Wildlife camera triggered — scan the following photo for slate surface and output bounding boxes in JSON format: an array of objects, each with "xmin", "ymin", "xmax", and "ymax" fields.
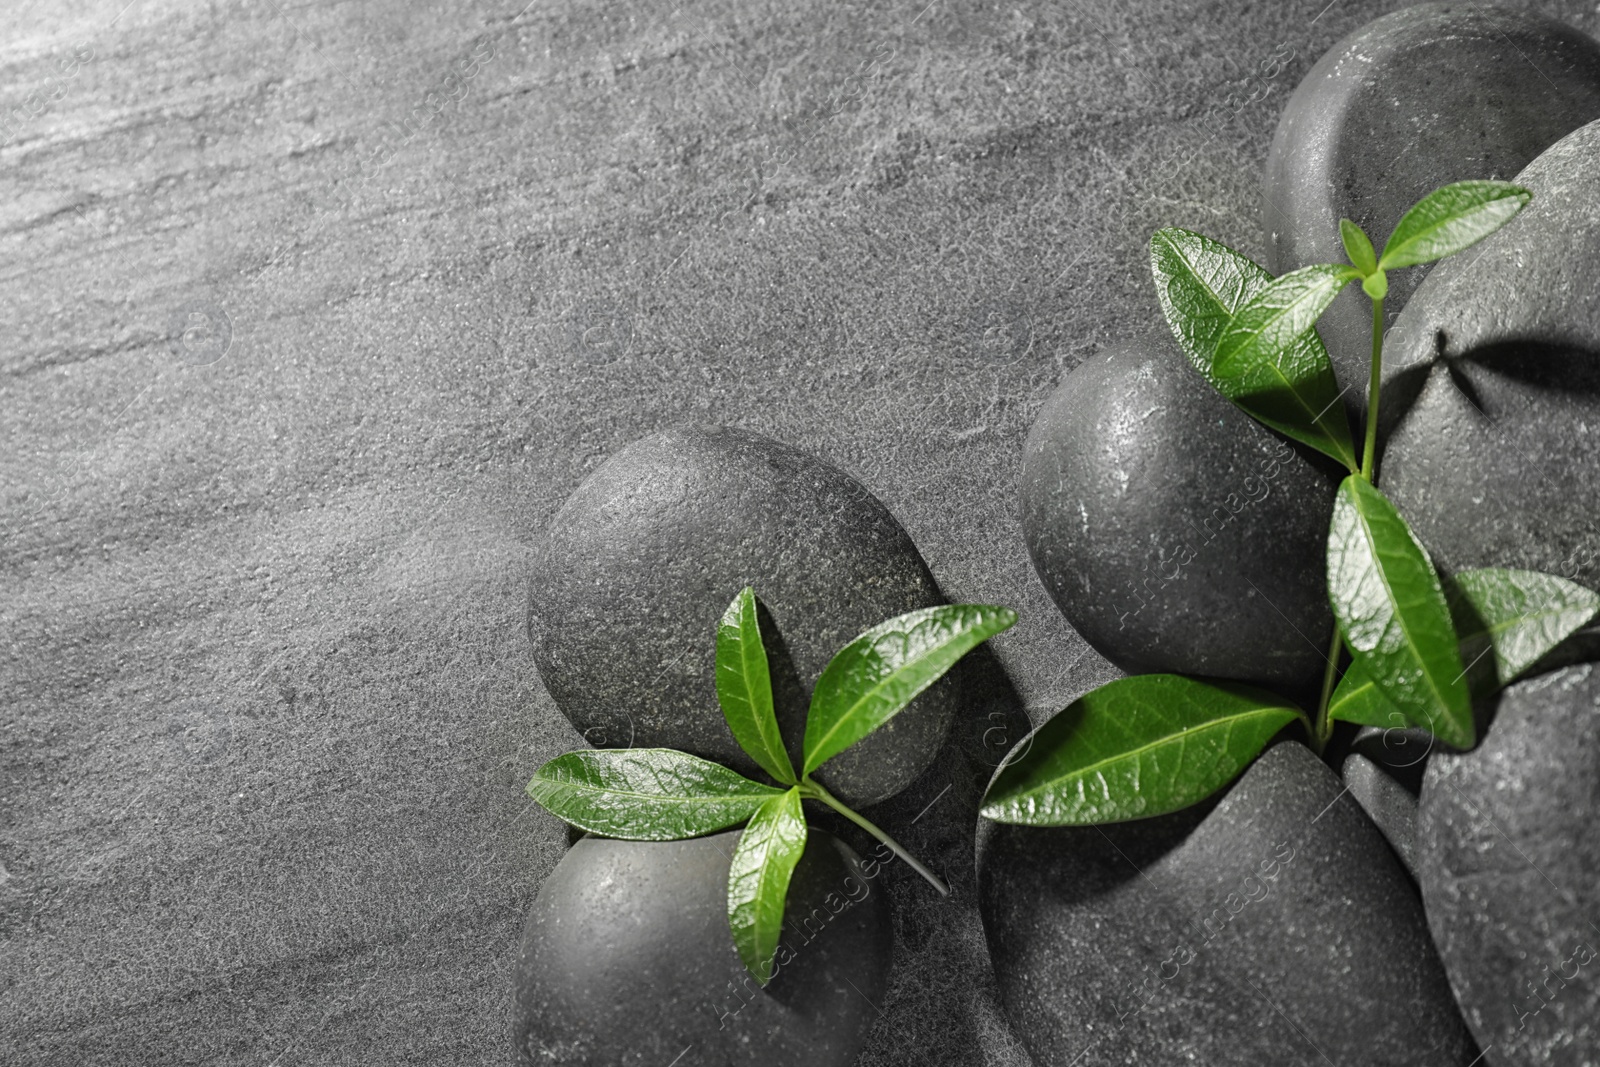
[{"xmin": 5, "ymin": 1, "xmax": 1596, "ymax": 1063}]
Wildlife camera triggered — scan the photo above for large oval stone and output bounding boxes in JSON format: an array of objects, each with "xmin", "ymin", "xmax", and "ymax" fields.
[
  {"xmin": 1417, "ymin": 663, "xmax": 1600, "ymax": 1065},
  {"xmin": 513, "ymin": 828, "xmax": 893, "ymax": 1065},
  {"xmin": 1264, "ymin": 3, "xmax": 1600, "ymax": 397},
  {"xmin": 978, "ymin": 742, "xmax": 1473, "ymax": 1066},
  {"xmin": 1341, "ymin": 726, "xmax": 1434, "ymax": 882},
  {"xmin": 529, "ymin": 425, "xmax": 950, "ymax": 807},
  {"xmin": 1380, "ymin": 118, "xmax": 1600, "ymax": 586},
  {"xmin": 1019, "ymin": 337, "xmax": 1337, "ymax": 689}
]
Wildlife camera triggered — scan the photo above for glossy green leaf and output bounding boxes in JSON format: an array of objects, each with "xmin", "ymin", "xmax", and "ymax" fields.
[
  {"xmin": 1326, "ymin": 658, "xmax": 1405, "ymax": 730},
  {"xmin": 727, "ymin": 787, "xmax": 807, "ymax": 985},
  {"xmin": 1340, "ymin": 218, "xmax": 1377, "ymax": 276},
  {"xmin": 1327, "ymin": 477, "xmax": 1473, "ymax": 748},
  {"xmin": 802, "ymin": 604, "xmax": 1017, "ymax": 777},
  {"xmin": 1378, "ymin": 180, "xmax": 1532, "ymax": 270},
  {"xmin": 1149, "ymin": 228, "xmax": 1357, "ymax": 470},
  {"xmin": 716, "ymin": 587, "xmax": 796, "ymax": 785},
  {"xmin": 1214, "ymin": 263, "xmax": 1359, "ymax": 378},
  {"xmin": 979, "ymin": 674, "xmax": 1301, "ymax": 825},
  {"xmin": 1149, "ymin": 227, "xmax": 1257, "ymax": 383},
  {"xmin": 527, "ymin": 749, "xmax": 783, "ymax": 840},
  {"xmin": 1444, "ymin": 568, "xmax": 1600, "ymax": 695}
]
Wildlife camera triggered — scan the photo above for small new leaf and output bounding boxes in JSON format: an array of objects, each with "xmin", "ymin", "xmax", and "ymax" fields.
[
  {"xmin": 527, "ymin": 749, "xmax": 784, "ymax": 840},
  {"xmin": 979, "ymin": 675, "xmax": 1302, "ymax": 826},
  {"xmin": 1150, "ymin": 228, "xmax": 1358, "ymax": 471},
  {"xmin": 1378, "ymin": 180, "xmax": 1532, "ymax": 270},
  {"xmin": 727, "ymin": 787, "xmax": 808, "ymax": 985},
  {"xmin": 1340, "ymin": 218, "xmax": 1377, "ymax": 276},
  {"xmin": 1327, "ymin": 477, "xmax": 1473, "ymax": 748},
  {"xmin": 802, "ymin": 604, "xmax": 1016, "ymax": 777},
  {"xmin": 1444, "ymin": 568, "xmax": 1600, "ymax": 695},
  {"xmin": 716, "ymin": 587, "xmax": 797, "ymax": 784}
]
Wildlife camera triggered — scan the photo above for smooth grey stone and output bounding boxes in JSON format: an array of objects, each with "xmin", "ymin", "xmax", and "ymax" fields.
[
  {"xmin": 1380, "ymin": 118, "xmax": 1600, "ymax": 587},
  {"xmin": 1342, "ymin": 751, "xmax": 1421, "ymax": 881},
  {"xmin": 977, "ymin": 742, "xmax": 1472, "ymax": 1067},
  {"xmin": 513, "ymin": 828, "xmax": 892, "ymax": 1066},
  {"xmin": 1351, "ymin": 724, "xmax": 1437, "ymax": 782},
  {"xmin": 1018, "ymin": 337, "xmax": 1337, "ymax": 689},
  {"xmin": 1264, "ymin": 3, "xmax": 1600, "ymax": 400},
  {"xmin": 1417, "ymin": 663, "xmax": 1600, "ymax": 1066},
  {"xmin": 529, "ymin": 425, "xmax": 950, "ymax": 807},
  {"xmin": 1342, "ymin": 725, "xmax": 1432, "ymax": 882}
]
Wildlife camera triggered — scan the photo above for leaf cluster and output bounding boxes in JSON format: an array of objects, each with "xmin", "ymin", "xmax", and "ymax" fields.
[
  {"xmin": 981, "ymin": 181, "xmax": 1600, "ymax": 829},
  {"xmin": 529, "ymin": 587, "xmax": 1015, "ymax": 982}
]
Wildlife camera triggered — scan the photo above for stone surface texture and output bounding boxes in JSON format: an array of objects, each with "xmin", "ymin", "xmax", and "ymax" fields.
[
  {"xmin": 1342, "ymin": 751, "xmax": 1421, "ymax": 879},
  {"xmin": 1381, "ymin": 117, "xmax": 1600, "ymax": 587},
  {"xmin": 513, "ymin": 829, "xmax": 892, "ymax": 1066},
  {"xmin": 1342, "ymin": 725, "xmax": 1432, "ymax": 881},
  {"xmin": 1418, "ymin": 663, "xmax": 1600, "ymax": 1067},
  {"xmin": 1264, "ymin": 2, "xmax": 1600, "ymax": 399},
  {"xmin": 530, "ymin": 424, "xmax": 952, "ymax": 807},
  {"xmin": 1020, "ymin": 336, "xmax": 1338, "ymax": 689},
  {"xmin": 978, "ymin": 742, "xmax": 1473, "ymax": 1067},
  {"xmin": 10, "ymin": 0, "xmax": 1600, "ymax": 1062}
]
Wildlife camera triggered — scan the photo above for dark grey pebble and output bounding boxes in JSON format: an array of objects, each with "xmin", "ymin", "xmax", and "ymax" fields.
[
  {"xmin": 1343, "ymin": 752, "xmax": 1421, "ymax": 881},
  {"xmin": 1381, "ymin": 118, "xmax": 1600, "ymax": 588},
  {"xmin": 1264, "ymin": 3, "xmax": 1600, "ymax": 399},
  {"xmin": 1418, "ymin": 663, "xmax": 1600, "ymax": 1065},
  {"xmin": 1019, "ymin": 337, "xmax": 1337, "ymax": 691},
  {"xmin": 978, "ymin": 741, "xmax": 1473, "ymax": 1066},
  {"xmin": 513, "ymin": 828, "xmax": 893, "ymax": 1066},
  {"xmin": 1343, "ymin": 725, "xmax": 1434, "ymax": 882},
  {"xmin": 530, "ymin": 425, "xmax": 952, "ymax": 807}
]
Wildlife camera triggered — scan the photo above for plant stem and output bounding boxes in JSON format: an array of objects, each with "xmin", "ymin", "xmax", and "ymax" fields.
[
  {"xmin": 801, "ymin": 780, "xmax": 950, "ymax": 896},
  {"xmin": 1318, "ymin": 289, "xmax": 1384, "ymax": 754},
  {"xmin": 1360, "ymin": 294, "xmax": 1385, "ymax": 482},
  {"xmin": 1313, "ymin": 624, "xmax": 1342, "ymax": 752}
]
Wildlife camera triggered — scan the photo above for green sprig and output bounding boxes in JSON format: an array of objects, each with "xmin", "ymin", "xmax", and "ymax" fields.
[
  {"xmin": 981, "ymin": 179, "xmax": 1576, "ymax": 829},
  {"xmin": 529, "ymin": 587, "xmax": 1016, "ymax": 982}
]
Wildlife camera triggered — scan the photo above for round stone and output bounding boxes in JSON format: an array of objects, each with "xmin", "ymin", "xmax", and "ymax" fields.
[
  {"xmin": 1380, "ymin": 118, "xmax": 1600, "ymax": 587},
  {"xmin": 529, "ymin": 425, "xmax": 951, "ymax": 808},
  {"xmin": 1341, "ymin": 725, "xmax": 1433, "ymax": 882},
  {"xmin": 513, "ymin": 828, "xmax": 893, "ymax": 1065},
  {"xmin": 1417, "ymin": 663, "xmax": 1600, "ymax": 1065},
  {"xmin": 1019, "ymin": 337, "xmax": 1338, "ymax": 690},
  {"xmin": 1342, "ymin": 753, "xmax": 1420, "ymax": 881},
  {"xmin": 1264, "ymin": 3, "xmax": 1600, "ymax": 398},
  {"xmin": 978, "ymin": 741, "xmax": 1473, "ymax": 1066}
]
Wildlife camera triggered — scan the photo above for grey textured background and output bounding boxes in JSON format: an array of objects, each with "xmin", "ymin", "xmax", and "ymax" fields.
[{"xmin": 4, "ymin": 0, "xmax": 1595, "ymax": 1063}]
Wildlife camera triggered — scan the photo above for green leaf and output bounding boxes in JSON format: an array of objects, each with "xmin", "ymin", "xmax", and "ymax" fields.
[
  {"xmin": 1149, "ymin": 228, "xmax": 1256, "ymax": 383},
  {"xmin": 1329, "ymin": 570, "xmax": 1599, "ymax": 727},
  {"xmin": 1149, "ymin": 228, "xmax": 1358, "ymax": 471},
  {"xmin": 802, "ymin": 604, "xmax": 1017, "ymax": 777},
  {"xmin": 978, "ymin": 675, "xmax": 1301, "ymax": 826},
  {"xmin": 1444, "ymin": 568, "xmax": 1600, "ymax": 695},
  {"xmin": 716, "ymin": 587, "xmax": 796, "ymax": 785},
  {"xmin": 1378, "ymin": 180, "xmax": 1532, "ymax": 270},
  {"xmin": 727, "ymin": 787, "xmax": 808, "ymax": 985},
  {"xmin": 1326, "ymin": 658, "xmax": 1405, "ymax": 730},
  {"xmin": 1214, "ymin": 263, "xmax": 1360, "ymax": 377},
  {"xmin": 527, "ymin": 749, "xmax": 784, "ymax": 840},
  {"xmin": 1327, "ymin": 477, "xmax": 1473, "ymax": 748},
  {"xmin": 1340, "ymin": 218, "xmax": 1377, "ymax": 276}
]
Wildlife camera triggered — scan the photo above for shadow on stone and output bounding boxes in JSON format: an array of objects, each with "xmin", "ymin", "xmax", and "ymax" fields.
[{"xmin": 754, "ymin": 594, "xmax": 813, "ymax": 781}]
